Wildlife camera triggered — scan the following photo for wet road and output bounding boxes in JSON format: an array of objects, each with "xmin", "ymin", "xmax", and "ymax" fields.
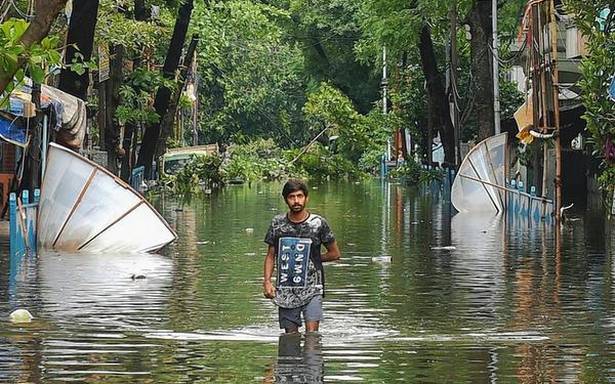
[{"xmin": 0, "ymin": 181, "xmax": 613, "ymax": 383}]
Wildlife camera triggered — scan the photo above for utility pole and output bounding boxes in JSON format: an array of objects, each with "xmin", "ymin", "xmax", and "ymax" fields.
[
  {"xmin": 550, "ymin": 0, "xmax": 562, "ymax": 220},
  {"xmin": 492, "ymin": 0, "xmax": 501, "ymax": 135},
  {"xmin": 192, "ymin": 55, "xmax": 199, "ymax": 146},
  {"xmin": 382, "ymin": 46, "xmax": 390, "ymax": 162},
  {"xmin": 450, "ymin": 0, "xmax": 461, "ymax": 166}
]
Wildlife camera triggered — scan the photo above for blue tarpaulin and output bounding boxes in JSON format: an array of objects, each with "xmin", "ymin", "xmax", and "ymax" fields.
[
  {"xmin": 608, "ymin": 77, "xmax": 615, "ymax": 102},
  {"xmin": 0, "ymin": 115, "xmax": 27, "ymax": 147}
]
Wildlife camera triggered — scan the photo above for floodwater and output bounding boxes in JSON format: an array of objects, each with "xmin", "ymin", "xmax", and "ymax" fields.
[{"xmin": 1, "ymin": 181, "xmax": 614, "ymax": 383}]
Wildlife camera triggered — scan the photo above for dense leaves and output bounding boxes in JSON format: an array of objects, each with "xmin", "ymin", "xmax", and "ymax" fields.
[
  {"xmin": 0, "ymin": 18, "xmax": 61, "ymax": 105},
  {"xmin": 565, "ymin": 1, "xmax": 615, "ymax": 193}
]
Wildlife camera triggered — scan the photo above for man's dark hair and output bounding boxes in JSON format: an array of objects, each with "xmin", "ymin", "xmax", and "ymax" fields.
[{"xmin": 282, "ymin": 179, "xmax": 308, "ymax": 199}]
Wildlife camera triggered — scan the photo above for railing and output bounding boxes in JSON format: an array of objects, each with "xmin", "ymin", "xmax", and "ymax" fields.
[
  {"xmin": 418, "ymin": 164, "xmax": 456, "ymax": 199},
  {"xmin": 9, "ymin": 189, "xmax": 39, "ymax": 259},
  {"xmin": 506, "ymin": 180, "xmax": 554, "ymax": 226}
]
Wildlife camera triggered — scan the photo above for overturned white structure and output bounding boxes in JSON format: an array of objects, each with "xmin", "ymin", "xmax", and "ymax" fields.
[
  {"xmin": 451, "ymin": 133, "xmax": 554, "ymax": 223},
  {"xmin": 38, "ymin": 143, "xmax": 177, "ymax": 253},
  {"xmin": 452, "ymin": 133, "xmax": 507, "ymax": 214}
]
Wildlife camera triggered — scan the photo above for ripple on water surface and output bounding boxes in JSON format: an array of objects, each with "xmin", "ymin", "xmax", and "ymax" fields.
[{"xmin": 0, "ymin": 182, "xmax": 613, "ymax": 383}]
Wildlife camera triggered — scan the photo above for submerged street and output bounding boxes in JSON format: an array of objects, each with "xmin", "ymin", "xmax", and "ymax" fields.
[{"xmin": 1, "ymin": 181, "xmax": 614, "ymax": 383}]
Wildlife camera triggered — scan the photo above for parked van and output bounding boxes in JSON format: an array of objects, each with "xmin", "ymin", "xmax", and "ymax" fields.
[{"xmin": 161, "ymin": 144, "xmax": 219, "ymax": 176}]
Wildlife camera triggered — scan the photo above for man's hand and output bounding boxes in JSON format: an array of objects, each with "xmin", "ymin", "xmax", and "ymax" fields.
[
  {"xmin": 263, "ymin": 245, "xmax": 276, "ymax": 298},
  {"xmin": 263, "ymin": 280, "xmax": 276, "ymax": 299},
  {"xmin": 321, "ymin": 240, "xmax": 341, "ymax": 262}
]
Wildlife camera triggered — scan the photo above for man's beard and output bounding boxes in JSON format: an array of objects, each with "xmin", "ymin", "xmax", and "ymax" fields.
[{"xmin": 290, "ymin": 204, "xmax": 304, "ymax": 212}]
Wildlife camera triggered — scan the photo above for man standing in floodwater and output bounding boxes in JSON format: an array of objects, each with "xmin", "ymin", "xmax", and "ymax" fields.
[{"xmin": 263, "ymin": 179, "xmax": 341, "ymax": 333}]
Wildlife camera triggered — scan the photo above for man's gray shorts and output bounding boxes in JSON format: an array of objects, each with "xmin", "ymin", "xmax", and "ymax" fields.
[{"xmin": 279, "ymin": 295, "xmax": 323, "ymax": 329}]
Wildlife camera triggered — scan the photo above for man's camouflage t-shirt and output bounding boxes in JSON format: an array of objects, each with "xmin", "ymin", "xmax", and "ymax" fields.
[{"xmin": 264, "ymin": 213, "xmax": 335, "ymax": 309}]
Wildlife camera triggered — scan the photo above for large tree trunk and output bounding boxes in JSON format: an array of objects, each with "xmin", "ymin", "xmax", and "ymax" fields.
[
  {"xmin": 58, "ymin": 0, "xmax": 100, "ymax": 100},
  {"xmin": 105, "ymin": 45, "xmax": 124, "ymax": 175},
  {"xmin": 0, "ymin": 0, "xmax": 68, "ymax": 93},
  {"xmin": 417, "ymin": 24, "xmax": 455, "ymax": 165},
  {"xmin": 468, "ymin": 0, "xmax": 494, "ymax": 141},
  {"xmin": 156, "ymin": 34, "xmax": 199, "ymax": 158},
  {"xmin": 120, "ymin": 0, "xmax": 150, "ymax": 182},
  {"xmin": 137, "ymin": 0, "xmax": 194, "ymax": 178}
]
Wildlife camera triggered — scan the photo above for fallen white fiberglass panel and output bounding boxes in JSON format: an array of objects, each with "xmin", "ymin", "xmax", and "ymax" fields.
[
  {"xmin": 80, "ymin": 203, "xmax": 177, "ymax": 253},
  {"xmin": 451, "ymin": 166, "xmax": 498, "ymax": 213},
  {"xmin": 53, "ymin": 170, "xmax": 142, "ymax": 251},
  {"xmin": 486, "ymin": 135, "xmax": 506, "ymax": 186},
  {"xmin": 452, "ymin": 133, "xmax": 507, "ymax": 214},
  {"xmin": 38, "ymin": 143, "xmax": 177, "ymax": 253},
  {"xmin": 484, "ymin": 134, "xmax": 506, "ymax": 208},
  {"xmin": 38, "ymin": 146, "xmax": 94, "ymax": 249},
  {"xmin": 473, "ymin": 144, "xmax": 503, "ymax": 211}
]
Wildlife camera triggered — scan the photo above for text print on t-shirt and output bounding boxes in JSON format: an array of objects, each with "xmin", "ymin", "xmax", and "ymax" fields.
[{"xmin": 277, "ymin": 237, "xmax": 312, "ymax": 288}]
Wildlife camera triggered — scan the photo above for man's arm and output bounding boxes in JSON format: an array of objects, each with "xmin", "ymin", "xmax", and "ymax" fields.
[
  {"xmin": 263, "ymin": 245, "xmax": 276, "ymax": 298},
  {"xmin": 321, "ymin": 240, "xmax": 341, "ymax": 262}
]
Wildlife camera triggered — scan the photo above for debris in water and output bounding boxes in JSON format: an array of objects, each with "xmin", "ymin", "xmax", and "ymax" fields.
[
  {"xmin": 245, "ymin": 228, "xmax": 254, "ymax": 234},
  {"xmin": 10, "ymin": 309, "xmax": 33, "ymax": 323},
  {"xmin": 372, "ymin": 256, "xmax": 392, "ymax": 263},
  {"xmin": 131, "ymin": 274, "xmax": 146, "ymax": 280},
  {"xmin": 196, "ymin": 241, "xmax": 210, "ymax": 245},
  {"xmin": 430, "ymin": 246, "xmax": 456, "ymax": 251}
]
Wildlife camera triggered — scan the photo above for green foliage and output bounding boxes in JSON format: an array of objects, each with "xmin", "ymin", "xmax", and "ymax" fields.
[
  {"xmin": 193, "ymin": 0, "xmax": 306, "ymax": 146},
  {"xmin": 565, "ymin": 1, "xmax": 615, "ymax": 192},
  {"xmin": 597, "ymin": 166, "xmax": 615, "ymax": 191},
  {"xmin": 0, "ymin": 18, "xmax": 61, "ymax": 104},
  {"xmin": 357, "ymin": 0, "xmax": 529, "ymax": 151},
  {"xmin": 162, "ymin": 154, "xmax": 224, "ymax": 195},
  {"xmin": 284, "ymin": 0, "xmax": 380, "ymax": 113},
  {"xmin": 65, "ymin": 51, "xmax": 98, "ymax": 76},
  {"xmin": 389, "ymin": 159, "xmax": 444, "ymax": 185},
  {"xmin": 116, "ymin": 68, "xmax": 174, "ymax": 125},
  {"xmin": 289, "ymin": 143, "xmax": 366, "ymax": 180},
  {"xmin": 164, "ymin": 137, "xmax": 369, "ymax": 189},
  {"xmin": 223, "ymin": 139, "xmax": 298, "ymax": 182},
  {"xmin": 303, "ymin": 82, "xmax": 389, "ymax": 165},
  {"xmin": 499, "ymin": 78, "xmax": 525, "ymax": 120},
  {"xmin": 96, "ymin": 1, "xmax": 171, "ymax": 51}
]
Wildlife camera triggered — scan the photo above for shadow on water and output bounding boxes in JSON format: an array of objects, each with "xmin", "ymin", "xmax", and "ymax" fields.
[{"xmin": 0, "ymin": 181, "xmax": 614, "ymax": 382}]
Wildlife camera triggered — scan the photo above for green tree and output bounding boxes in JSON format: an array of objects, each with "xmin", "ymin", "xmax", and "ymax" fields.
[
  {"xmin": 0, "ymin": 0, "xmax": 66, "ymax": 96},
  {"xmin": 303, "ymin": 82, "xmax": 390, "ymax": 167},
  {"xmin": 192, "ymin": 0, "xmax": 306, "ymax": 146},
  {"xmin": 281, "ymin": 0, "xmax": 381, "ymax": 113},
  {"xmin": 58, "ymin": 0, "xmax": 100, "ymax": 100},
  {"xmin": 138, "ymin": 0, "xmax": 195, "ymax": 177},
  {"xmin": 565, "ymin": 1, "xmax": 615, "ymax": 193}
]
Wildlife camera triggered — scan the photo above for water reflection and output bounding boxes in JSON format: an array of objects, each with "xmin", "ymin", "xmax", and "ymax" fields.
[
  {"xmin": 39, "ymin": 252, "xmax": 173, "ymax": 328},
  {"xmin": 0, "ymin": 181, "xmax": 614, "ymax": 383},
  {"xmin": 263, "ymin": 333, "xmax": 324, "ymax": 383}
]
